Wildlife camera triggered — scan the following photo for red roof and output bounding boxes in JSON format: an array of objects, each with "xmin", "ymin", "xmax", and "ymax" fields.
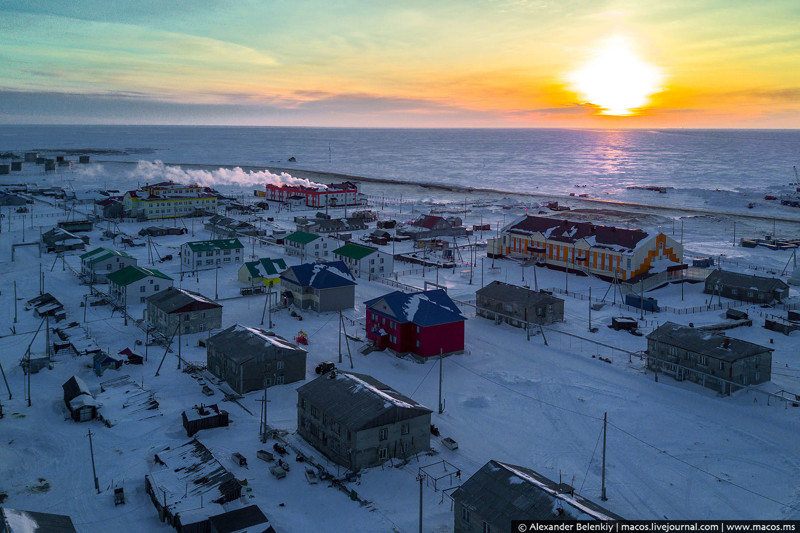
[
  {"xmin": 414, "ymin": 215, "xmax": 447, "ymax": 229},
  {"xmin": 506, "ymin": 215, "xmax": 649, "ymax": 251}
]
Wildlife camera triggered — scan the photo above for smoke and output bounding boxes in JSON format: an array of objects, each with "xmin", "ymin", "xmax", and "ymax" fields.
[{"xmin": 129, "ymin": 160, "xmax": 327, "ymax": 189}]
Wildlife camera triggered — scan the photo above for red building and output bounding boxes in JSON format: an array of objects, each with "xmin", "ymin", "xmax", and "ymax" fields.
[
  {"xmin": 261, "ymin": 181, "xmax": 358, "ymax": 207},
  {"xmin": 364, "ymin": 289, "xmax": 465, "ymax": 360}
]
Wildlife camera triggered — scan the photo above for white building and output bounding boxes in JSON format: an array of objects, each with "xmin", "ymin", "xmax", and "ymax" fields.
[
  {"xmin": 180, "ymin": 239, "xmax": 244, "ymax": 272},
  {"xmin": 332, "ymin": 242, "xmax": 394, "ymax": 279},
  {"xmin": 106, "ymin": 265, "xmax": 174, "ymax": 306},
  {"xmin": 79, "ymin": 247, "xmax": 138, "ymax": 283},
  {"xmin": 283, "ymin": 231, "xmax": 338, "ymax": 261}
]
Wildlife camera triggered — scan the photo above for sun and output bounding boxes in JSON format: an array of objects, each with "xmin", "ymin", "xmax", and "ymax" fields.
[{"xmin": 568, "ymin": 36, "xmax": 664, "ymax": 116}]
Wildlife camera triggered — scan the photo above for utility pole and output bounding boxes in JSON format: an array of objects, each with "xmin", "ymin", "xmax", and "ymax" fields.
[
  {"xmin": 177, "ymin": 315, "xmax": 182, "ymax": 370},
  {"xmin": 215, "ymin": 265, "xmax": 219, "ymax": 300},
  {"xmin": 588, "ymin": 287, "xmax": 592, "ymax": 331},
  {"xmin": 733, "ymin": 221, "xmax": 736, "ymax": 247},
  {"xmin": 145, "ymin": 327, "xmax": 149, "ymax": 362},
  {"xmin": 338, "ymin": 311, "xmax": 343, "ymax": 364},
  {"xmin": 87, "ymin": 428, "xmax": 100, "ymax": 493},
  {"xmin": 45, "ymin": 315, "xmax": 51, "ymax": 362},
  {"xmin": 639, "ymin": 276, "xmax": 644, "ymax": 321},
  {"xmin": 417, "ymin": 473, "xmax": 425, "ymax": 533},
  {"xmin": 13, "ymin": 281, "xmax": 17, "ymax": 324},
  {"xmin": 438, "ymin": 349, "xmax": 444, "ymax": 414},
  {"xmin": 601, "ymin": 412, "xmax": 608, "ymax": 501}
]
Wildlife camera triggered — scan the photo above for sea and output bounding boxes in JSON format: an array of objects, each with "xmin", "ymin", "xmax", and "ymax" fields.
[{"xmin": 2, "ymin": 125, "xmax": 800, "ymax": 210}]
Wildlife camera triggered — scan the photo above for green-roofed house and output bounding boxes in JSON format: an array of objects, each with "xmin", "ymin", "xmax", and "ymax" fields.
[
  {"xmin": 107, "ymin": 265, "xmax": 173, "ymax": 306},
  {"xmin": 283, "ymin": 231, "xmax": 336, "ymax": 261},
  {"xmin": 238, "ymin": 257, "xmax": 288, "ymax": 287},
  {"xmin": 333, "ymin": 242, "xmax": 394, "ymax": 279},
  {"xmin": 80, "ymin": 247, "xmax": 138, "ymax": 283},
  {"xmin": 180, "ymin": 239, "xmax": 244, "ymax": 272}
]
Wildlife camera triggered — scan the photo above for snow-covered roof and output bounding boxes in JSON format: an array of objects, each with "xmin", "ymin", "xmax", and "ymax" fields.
[
  {"xmin": 281, "ymin": 261, "xmax": 356, "ymax": 290},
  {"xmin": 364, "ymin": 289, "xmax": 465, "ymax": 327},
  {"xmin": 296, "ymin": 371, "xmax": 431, "ymax": 431},
  {"xmin": 0, "ymin": 508, "xmax": 78, "ymax": 533},
  {"xmin": 506, "ymin": 215, "xmax": 651, "ymax": 252},
  {"xmin": 646, "ymin": 322, "xmax": 773, "ymax": 361},
  {"xmin": 207, "ymin": 324, "xmax": 305, "ymax": 364}
]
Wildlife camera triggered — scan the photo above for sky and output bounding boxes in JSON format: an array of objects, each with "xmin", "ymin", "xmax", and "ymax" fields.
[{"xmin": 1, "ymin": 0, "xmax": 799, "ymax": 128}]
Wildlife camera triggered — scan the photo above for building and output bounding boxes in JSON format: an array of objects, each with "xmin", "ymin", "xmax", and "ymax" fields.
[
  {"xmin": 238, "ymin": 257, "xmax": 287, "ymax": 286},
  {"xmin": 297, "ymin": 371, "xmax": 432, "ymax": 471},
  {"xmin": 204, "ymin": 214, "xmax": 263, "ymax": 237},
  {"xmin": 182, "ymin": 404, "xmax": 230, "ymax": 437},
  {"xmin": 0, "ymin": 508, "xmax": 78, "ymax": 533},
  {"xmin": 147, "ymin": 287, "xmax": 222, "ymax": 336},
  {"xmin": 138, "ymin": 226, "xmax": 187, "ymax": 237},
  {"xmin": 364, "ymin": 289, "xmax": 465, "ymax": 359},
  {"xmin": 40, "ymin": 227, "xmax": 89, "ymax": 253},
  {"xmin": 476, "ymin": 281, "xmax": 564, "ymax": 327},
  {"xmin": 122, "ymin": 180, "xmax": 218, "ymax": 220},
  {"xmin": 280, "ymin": 261, "xmax": 356, "ymax": 312},
  {"xmin": 260, "ymin": 180, "xmax": 359, "ymax": 207},
  {"xmin": 646, "ymin": 322, "xmax": 773, "ymax": 393},
  {"xmin": 452, "ymin": 460, "xmax": 623, "ymax": 532},
  {"xmin": 704, "ymin": 269, "xmax": 790, "ymax": 304},
  {"xmin": 283, "ymin": 231, "xmax": 337, "ymax": 260},
  {"xmin": 180, "ymin": 239, "xmax": 244, "ymax": 272},
  {"xmin": 398, "ymin": 215, "xmax": 467, "ymax": 240},
  {"xmin": 206, "ymin": 324, "xmax": 307, "ymax": 395},
  {"xmin": 80, "ymin": 247, "xmax": 138, "ymax": 283},
  {"xmin": 145, "ymin": 440, "xmax": 242, "ymax": 533},
  {"xmin": 62, "ymin": 375, "xmax": 99, "ymax": 422},
  {"xmin": 299, "ymin": 217, "xmax": 368, "ymax": 235},
  {"xmin": 333, "ymin": 242, "xmax": 394, "ymax": 279},
  {"xmin": 106, "ymin": 265, "xmax": 173, "ymax": 306},
  {"xmin": 498, "ymin": 215, "xmax": 683, "ymax": 281}
]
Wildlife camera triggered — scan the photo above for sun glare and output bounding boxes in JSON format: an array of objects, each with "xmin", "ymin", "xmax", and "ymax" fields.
[{"xmin": 568, "ymin": 36, "xmax": 663, "ymax": 116}]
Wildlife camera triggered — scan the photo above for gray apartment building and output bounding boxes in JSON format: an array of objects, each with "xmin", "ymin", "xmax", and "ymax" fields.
[
  {"xmin": 476, "ymin": 281, "xmax": 564, "ymax": 327},
  {"xmin": 646, "ymin": 322, "xmax": 772, "ymax": 393},
  {"xmin": 296, "ymin": 371, "xmax": 431, "ymax": 472},
  {"xmin": 206, "ymin": 324, "xmax": 307, "ymax": 394},
  {"xmin": 146, "ymin": 287, "xmax": 222, "ymax": 336},
  {"xmin": 704, "ymin": 269, "xmax": 790, "ymax": 304}
]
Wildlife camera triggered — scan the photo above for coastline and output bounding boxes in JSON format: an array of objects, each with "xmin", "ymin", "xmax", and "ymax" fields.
[{"xmin": 98, "ymin": 159, "xmax": 800, "ymax": 225}]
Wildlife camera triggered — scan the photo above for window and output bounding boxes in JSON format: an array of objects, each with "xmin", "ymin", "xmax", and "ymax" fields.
[
  {"xmin": 154, "ymin": 285, "xmax": 159, "ymax": 291},
  {"xmin": 379, "ymin": 428, "xmax": 388, "ymax": 441},
  {"xmin": 719, "ymin": 361, "xmax": 724, "ymax": 370},
  {"xmin": 140, "ymin": 286, "xmax": 146, "ymax": 293},
  {"xmin": 461, "ymin": 507, "xmax": 470, "ymax": 523},
  {"xmin": 482, "ymin": 522, "xmax": 491, "ymax": 533},
  {"xmin": 311, "ymin": 406, "xmax": 319, "ymax": 419},
  {"xmin": 277, "ymin": 375, "xmax": 284, "ymax": 385},
  {"xmin": 698, "ymin": 355, "xmax": 708, "ymax": 366},
  {"xmin": 416, "ymin": 326, "xmax": 420, "ymax": 334},
  {"xmin": 415, "ymin": 340, "xmax": 420, "ymax": 348},
  {"xmin": 140, "ymin": 297, "xmax": 146, "ymax": 303},
  {"xmin": 277, "ymin": 360, "xmax": 285, "ymax": 370},
  {"xmin": 401, "ymin": 423, "xmax": 409, "ymax": 435},
  {"xmin": 301, "ymin": 398, "xmax": 306, "ymax": 410},
  {"xmin": 378, "ymin": 447, "xmax": 388, "ymax": 460}
]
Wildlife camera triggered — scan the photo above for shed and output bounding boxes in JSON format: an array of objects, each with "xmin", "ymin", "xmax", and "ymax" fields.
[
  {"xmin": 62, "ymin": 376, "xmax": 99, "ymax": 422},
  {"xmin": 0, "ymin": 508, "xmax": 78, "ymax": 533},
  {"xmin": 93, "ymin": 352, "xmax": 124, "ymax": 376},
  {"xmin": 182, "ymin": 404, "xmax": 230, "ymax": 437},
  {"xmin": 208, "ymin": 505, "xmax": 275, "ymax": 533}
]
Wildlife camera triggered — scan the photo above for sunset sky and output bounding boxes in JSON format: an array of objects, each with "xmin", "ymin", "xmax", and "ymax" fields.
[{"xmin": 1, "ymin": 0, "xmax": 798, "ymax": 127}]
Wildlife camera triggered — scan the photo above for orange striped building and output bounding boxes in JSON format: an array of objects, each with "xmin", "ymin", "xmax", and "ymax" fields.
[{"xmin": 500, "ymin": 215, "xmax": 683, "ymax": 281}]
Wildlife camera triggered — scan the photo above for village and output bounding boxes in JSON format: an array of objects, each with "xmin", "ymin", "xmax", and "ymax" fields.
[{"xmin": 1, "ymin": 155, "xmax": 800, "ymax": 532}]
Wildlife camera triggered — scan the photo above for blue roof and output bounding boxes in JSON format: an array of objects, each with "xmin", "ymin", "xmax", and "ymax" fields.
[
  {"xmin": 280, "ymin": 261, "xmax": 356, "ymax": 289},
  {"xmin": 364, "ymin": 289, "xmax": 465, "ymax": 327}
]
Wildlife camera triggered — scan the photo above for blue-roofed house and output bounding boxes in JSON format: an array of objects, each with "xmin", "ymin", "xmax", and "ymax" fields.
[
  {"xmin": 279, "ymin": 261, "xmax": 356, "ymax": 312},
  {"xmin": 364, "ymin": 289, "xmax": 465, "ymax": 360}
]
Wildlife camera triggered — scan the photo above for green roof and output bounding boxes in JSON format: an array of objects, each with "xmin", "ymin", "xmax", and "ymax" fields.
[
  {"xmin": 106, "ymin": 265, "xmax": 173, "ymax": 286},
  {"xmin": 80, "ymin": 247, "xmax": 134, "ymax": 264},
  {"xmin": 185, "ymin": 239, "xmax": 243, "ymax": 252},
  {"xmin": 333, "ymin": 242, "xmax": 376, "ymax": 261},
  {"xmin": 243, "ymin": 257, "xmax": 288, "ymax": 278},
  {"xmin": 284, "ymin": 231, "xmax": 321, "ymax": 245}
]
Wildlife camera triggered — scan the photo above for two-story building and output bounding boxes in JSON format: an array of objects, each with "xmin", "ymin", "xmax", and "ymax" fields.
[
  {"xmin": 297, "ymin": 371, "xmax": 431, "ymax": 471},
  {"xmin": 206, "ymin": 324, "xmax": 307, "ymax": 394},
  {"xmin": 146, "ymin": 287, "xmax": 222, "ymax": 336},
  {"xmin": 180, "ymin": 239, "xmax": 244, "ymax": 272},
  {"xmin": 646, "ymin": 322, "xmax": 773, "ymax": 393},
  {"xmin": 498, "ymin": 215, "xmax": 683, "ymax": 282},
  {"xmin": 279, "ymin": 261, "xmax": 356, "ymax": 312},
  {"xmin": 238, "ymin": 257, "xmax": 287, "ymax": 287},
  {"xmin": 282, "ymin": 231, "xmax": 337, "ymax": 260},
  {"xmin": 476, "ymin": 281, "xmax": 564, "ymax": 327},
  {"xmin": 260, "ymin": 181, "xmax": 359, "ymax": 207},
  {"xmin": 79, "ymin": 247, "xmax": 138, "ymax": 283},
  {"xmin": 364, "ymin": 289, "xmax": 465, "ymax": 360},
  {"xmin": 333, "ymin": 242, "xmax": 394, "ymax": 279},
  {"xmin": 106, "ymin": 265, "xmax": 173, "ymax": 306}
]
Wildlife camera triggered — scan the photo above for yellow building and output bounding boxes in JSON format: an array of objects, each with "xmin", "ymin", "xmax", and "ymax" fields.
[
  {"xmin": 122, "ymin": 181, "xmax": 217, "ymax": 220},
  {"xmin": 500, "ymin": 215, "xmax": 682, "ymax": 281}
]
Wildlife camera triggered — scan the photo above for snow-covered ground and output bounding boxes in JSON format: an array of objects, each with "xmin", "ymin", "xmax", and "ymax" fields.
[{"xmin": 1, "ymin": 161, "xmax": 800, "ymax": 532}]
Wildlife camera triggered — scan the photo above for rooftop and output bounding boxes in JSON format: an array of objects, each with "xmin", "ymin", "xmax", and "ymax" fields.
[
  {"xmin": 646, "ymin": 322, "xmax": 773, "ymax": 362},
  {"xmin": 365, "ymin": 289, "xmax": 465, "ymax": 327}
]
